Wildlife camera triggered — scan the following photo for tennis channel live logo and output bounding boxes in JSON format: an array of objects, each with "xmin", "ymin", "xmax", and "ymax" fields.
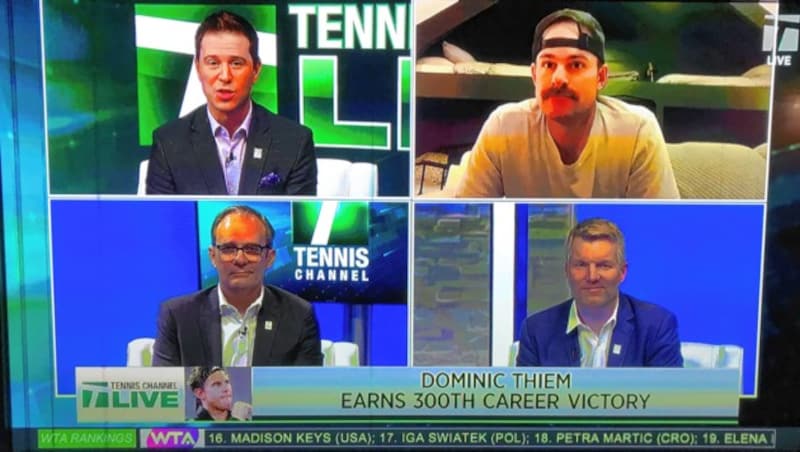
[
  {"xmin": 764, "ymin": 14, "xmax": 800, "ymax": 66},
  {"xmin": 291, "ymin": 201, "xmax": 371, "ymax": 282},
  {"xmin": 76, "ymin": 367, "xmax": 185, "ymax": 422},
  {"xmin": 140, "ymin": 428, "xmax": 205, "ymax": 449}
]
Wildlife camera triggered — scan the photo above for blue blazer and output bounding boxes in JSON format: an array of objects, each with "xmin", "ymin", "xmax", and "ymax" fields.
[{"xmin": 516, "ymin": 293, "xmax": 683, "ymax": 367}]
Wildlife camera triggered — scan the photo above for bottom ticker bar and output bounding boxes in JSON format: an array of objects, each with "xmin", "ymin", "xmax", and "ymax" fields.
[
  {"xmin": 22, "ymin": 427, "xmax": 780, "ymax": 449},
  {"xmin": 190, "ymin": 427, "xmax": 776, "ymax": 449}
]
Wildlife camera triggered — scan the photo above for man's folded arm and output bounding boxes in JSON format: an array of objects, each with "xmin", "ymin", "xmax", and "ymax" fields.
[
  {"xmin": 293, "ymin": 305, "xmax": 324, "ymax": 365},
  {"xmin": 146, "ymin": 132, "xmax": 177, "ymax": 194},
  {"xmin": 285, "ymin": 129, "xmax": 317, "ymax": 196},
  {"xmin": 645, "ymin": 311, "xmax": 684, "ymax": 367},
  {"xmin": 626, "ymin": 114, "xmax": 680, "ymax": 199},
  {"xmin": 516, "ymin": 319, "xmax": 541, "ymax": 366},
  {"xmin": 152, "ymin": 303, "xmax": 181, "ymax": 366}
]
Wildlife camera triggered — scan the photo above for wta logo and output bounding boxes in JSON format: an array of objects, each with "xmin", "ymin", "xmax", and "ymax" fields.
[
  {"xmin": 291, "ymin": 201, "xmax": 370, "ymax": 282},
  {"xmin": 141, "ymin": 428, "xmax": 202, "ymax": 449}
]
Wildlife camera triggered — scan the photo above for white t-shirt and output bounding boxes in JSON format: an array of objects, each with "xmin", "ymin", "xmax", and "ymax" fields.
[{"xmin": 455, "ymin": 96, "xmax": 680, "ymax": 198}]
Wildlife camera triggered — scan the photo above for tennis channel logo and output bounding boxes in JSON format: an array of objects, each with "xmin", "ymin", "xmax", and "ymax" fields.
[
  {"xmin": 76, "ymin": 368, "xmax": 185, "ymax": 422},
  {"xmin": 764, "ymin": 14, "xmax": 800, "ymax": 67},
  {"xmin": 292, "ymin": 201, "xmax": 370, "ymax": 282}
]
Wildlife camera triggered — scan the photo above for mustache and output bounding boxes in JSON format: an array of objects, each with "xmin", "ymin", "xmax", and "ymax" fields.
[{"xmin": 542, "ymin": 87, "xmax": 578, "ymax": 100}]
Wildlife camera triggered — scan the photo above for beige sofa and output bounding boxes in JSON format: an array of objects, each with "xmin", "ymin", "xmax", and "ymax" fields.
[
  {"xmin": 426, "ymin": 141, "xmax": 766, "ymax": 199},
  {"xmin": 667, "ymin": 141, "xmax": 766, "ymax": 199}
]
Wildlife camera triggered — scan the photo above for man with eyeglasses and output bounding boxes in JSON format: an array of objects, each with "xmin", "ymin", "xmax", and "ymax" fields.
[{"xmin": 153, "ymin": 205, "xmax": 323, "ymax": 366}]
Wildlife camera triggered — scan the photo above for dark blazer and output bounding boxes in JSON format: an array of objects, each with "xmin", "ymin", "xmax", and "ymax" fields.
[
  {"xmin": 146, "ymin": 103, "xmax": 317, "ymax": 195},
  {"xmin": 516, "ymin": 293, "xmax": 683, "ymax": 367},
  {"xmin": 194, "ymin": 407, "xmax": 231, "ymax": 421},
  {"xmin": 152, "ymin": 285, "xmax": 323, "ymax": 366}
]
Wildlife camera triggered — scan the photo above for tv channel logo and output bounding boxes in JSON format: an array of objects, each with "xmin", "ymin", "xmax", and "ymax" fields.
[
  {"xmin": 141, "ymin": 428, "xmax": 205, "ymax": 449},
  {"xmin": 80, "ymin": 382, "xmax": 110, "ymax": 408},
  {"xmin": 291, "ymin": 201, "xmax": 371, "ymax": 282},
  {"xmin": 292, "ymin": 201, "xmax": 369, "ymax": 246},
  {"xmin": 76, "ymin": 368, "xmax": 185, "ymax": 422},
  {"xmin": 764, "ymin": 14, "xmax": 800, "ymax": 66}
]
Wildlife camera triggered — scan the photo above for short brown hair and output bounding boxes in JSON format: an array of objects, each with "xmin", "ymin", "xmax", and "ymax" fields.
[
  {"xmin": 565, "ymin": 218, "xmax": 625, "ymax": 264},
  {"xmin": 195, "ymin": 10, "xmax": 260, "ymax": 66},
  {"xmin": 188, "ymin": 366, "xmax": 226, "ymax": 391}
]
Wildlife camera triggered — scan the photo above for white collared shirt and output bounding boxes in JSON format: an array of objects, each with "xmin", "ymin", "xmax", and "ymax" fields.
[
  {"xmin": 218, "ymin": 285, "xmax": 263, "ymax": 367},
  {"xmin": 207, "ymin": 102, "xmax": 253, "ymax": 194},
  {"xmin": 566, "ymin": 300, "xmax": 619, "ymax": 368}
]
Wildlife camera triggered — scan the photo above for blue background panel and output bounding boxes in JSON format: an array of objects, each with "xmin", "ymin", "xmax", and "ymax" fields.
[
  {"xmin": 51, "ymin": 200, "xmax": 407, "ymax": 395},
  {"xmin": 369, "ymin": 304, "xmax": 408, "ymax": 366},
  {"xmin": 574, "ymin": 203, "xmax": 763, "ymax": 394},
  {"xmin": 314, "ymin": 303, "xmax": 348, "ymax": 342},
  {"xmin": 51, "ymin": 200, "xmax": 200, "ymax": 394}
]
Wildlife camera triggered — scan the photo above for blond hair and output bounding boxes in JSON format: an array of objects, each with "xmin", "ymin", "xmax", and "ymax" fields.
[{"xmin": 565, "ymin": 218, "xmax": 626, "ymax": 265}]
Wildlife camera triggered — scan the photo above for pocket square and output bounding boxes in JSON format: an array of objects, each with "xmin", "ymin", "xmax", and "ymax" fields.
[{"xmin": 259, "ymin": 171, "xmax": 281, "ymax": 188}]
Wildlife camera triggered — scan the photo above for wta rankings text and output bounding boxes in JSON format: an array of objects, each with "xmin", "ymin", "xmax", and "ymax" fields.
[
  {"xmin": 196, "ymin": 428, "xmax": 774, "ymax": 448},
  {"xmin": 37, "ymin": 427, "xmax": 778, "ymax": 449}
]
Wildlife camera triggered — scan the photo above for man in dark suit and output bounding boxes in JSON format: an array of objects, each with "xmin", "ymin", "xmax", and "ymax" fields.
[
  {"xmin": 146, "ymin": 10, "xmax": 316, "ymax": 195},
  {"xmin": 153, "ymin": 205, "xmax": 323, "ymax": 366},
  {"xmin": 517, "ymin": 218, "xmax": 683, "ymax": 367}
]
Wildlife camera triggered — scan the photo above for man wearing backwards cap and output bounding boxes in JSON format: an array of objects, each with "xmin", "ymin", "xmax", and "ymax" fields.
[{"xmin": 455, "ymin": 9, "xmax": 679, "ymax": 199}]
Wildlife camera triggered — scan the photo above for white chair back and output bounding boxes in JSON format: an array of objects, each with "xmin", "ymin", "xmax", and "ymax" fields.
[
  {"xmin": 138, "ymin": 158, "xmax": 378, "ymax": 197},
  {"xmin": 320, "ymin": 339, "xmax": 334, "ymax": 366},
  {"xmin": 137, "ymin": 160, "xmax": 149, "ymax": 196},
  {"xmin": 331, "ymin": 341, "xmax": 360, "ymax": 366},
  {"xmin": 127, "ymin": 337, "xmax": 155, "ymax": 366},
  {"xmin": 317, "ymin": 158, "xmax": 379, "ymax": 197},
  {"xmin": 317, "ymin": 158, "xmax": 353, "ymax": 196},
  {"xmin": 681, "ymin": 342, "xmax": 744, "ymax": 369},
  {"xmin": 717, "ymin": 344, "xmax": 745, "ymax": 369},
  {"xmin": 508, "ymin": 341, "xmax": 520, "ymax": 366},
  {"xmin": 349, "ymin": 162, "xmax": 379, "ymax": 197},
  {"xmin": 681, "ymin": 342, "xmax": 719, "ymax": 368}
]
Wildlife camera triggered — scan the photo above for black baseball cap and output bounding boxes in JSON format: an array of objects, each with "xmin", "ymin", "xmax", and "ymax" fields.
[{"xmin": 531, "ymin": 9, "xmax": 605, "ymax": 64}]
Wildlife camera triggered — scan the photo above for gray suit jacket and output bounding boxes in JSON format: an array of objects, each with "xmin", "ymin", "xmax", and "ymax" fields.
[
  {"xmin": 152, "ymin": 285, "xmax": 323, "ymax": 366},
  {"xmin": 146, "ymin": 103, "xmax": 316, "ymax": 195}
]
